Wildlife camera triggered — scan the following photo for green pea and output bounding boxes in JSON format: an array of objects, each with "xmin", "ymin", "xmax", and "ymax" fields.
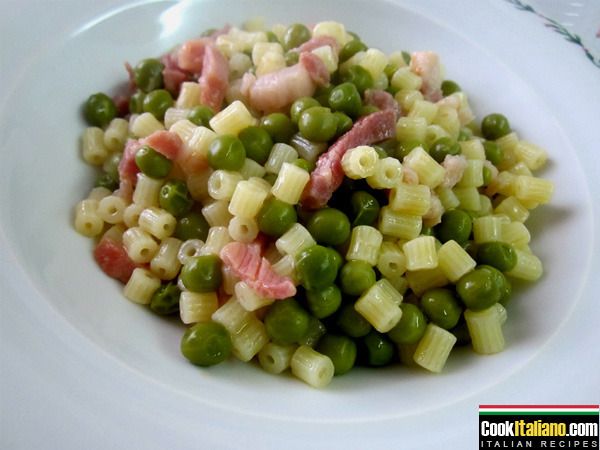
[
  {"xmin": 483, "ymin": 140, "xmax": 504, "ymax": 165},
  {"xmin": 284, "ymin": 51, "xmax": 299, "ymax": 66},
  {"xmin": 441, "ymin": 80, "xmax": 461, "ymax": 96},
  {"xmin": 339, "ymin": 260, "xmax": 376, "ymax": 297},
  {"xmin": 298, "ymin": 107, "xmax": 337, "ymax": 142},
  {"xmin": 175, "ymin": 209, "xmax": 210, "ymax": 241},
  {"xmin": 435, "ymin": 209, "xmax": 473, "ymax": 244},
  {"xmin": 128, "ymin": 91, "xmax": 146, "ymax": 115},
  {"xmin": 479, "ymin": 264, "xmax": 512, "ymax": 306},
  {"xmin": 290, "ymin": 97, "xmax": 321, "ymax": 124},
  {"xmin": 281, "ymin": 23, "xmax": 311, "ymax": 51},
  {"xmin": 449, "ymin": 315, "xmax": 471, "ymax": 346},
  {"xmin": 306, "ymin": 207, "xmax": 351, "ymax": 246},
  {"xmin": 350, "ymin": 191, "xmax": 380, "ymax": 227},
  {"xmin": 265, "ymin": 31, "xmax": 279, "ymax": 43},
  {"xmin": 181, "ymin": 322, "xmax": 232, "ymax": 366},
  {"xmin": 207, "ymin": 134, "xmax": 246, "ymax": 171},
  {"xmin": 260, "ymin": 112, "xmax": 296, "ymax": 144},
  {"xmin": 84, "ymin": 93, "xmax": 117, "ymax": 127},
  {"xmin": 419, "ymin": 288, "xmax": 462, "ymax": 329},
  {"xmin": 476, "ymin": 241, "xmax": 517, "ymax": 272},
  {"xmin": 238, "ymin": 126, "xmax": 273, "ymax": 165},
  {"xmin": 103, "ymin": 152, "xmax": 122, "ymax": 180},
  {"xmin": 135, "ymin": 145, "xmax": 174, "ymax": 179},
  {"xmin": 335, "ymin": 304, "xmax": 372, "ymax": 338},
  {"xmin": 337, "ymin": 65, "xmax": 373, "ymax": 95},
  {"xmin": 420, "ymin": 226, "xmax": 436, "ymax": 237},
  {"xmin": 333, "ymin": 112, "xmax": 353, "ymax": 138},
  {"xmin": 316, "ymin": 334, "xmax": 357, "ymax": 376},
  {"xmin": 401, "ymin": 51, "xmax": 411, "ymax": 65},
  {"xmin": 142, "ymin": 89, "xmax": 174, "ymax": 120},
  {"xmin": 387, "ymin": 303, "xmax": 427, "ymax": 345},
  {"xmin": 159, "ymin": 179, "xmax": 193, "ymax": 216},
  {"xmin": 429, "ymin": 136, "xmax": 461, "ymax": 163},
  {"xmin": 150, "ymin": 281, "xmax": 181, "ymax": 315},
  {"xmin": 339, "ymin": 39, "xmax": 368, "ymax": 62},
  {"xmin": 188, "ymin": 105, "xmax": 215, "ymax": 128},
  {"xmin": 456, "ymin": 268, "xmax": 501, "ymax": 311},
  {"xmin": 481, "ymin": 113, "xmax": 511, "ymax": 140},
  {"xmin": 482, "ymin": 165, "xmax": 492, "ymax": 186},
  {"xmin": 328, "ymin": 82, "xmax": 362, "ymax": 118},
  {"xmin": 357, "ymin": 104, "xmax": 379, "ymax": 118},
  {"xmin": 305, "ymin": 284, "xmax": 342, "ymax": 319},
  {"xmin": 134, "ymin": 58, "xmax": 165, "ymax": 92},
  {"xmin": 94, "ymin": 172, "xmax": 119, "ymax": 191},
  {"xmin": 180, "ymin": 255, "xmax": 223, "ymax": 293},
  {"xmin": 292, "ymin": 157, "xmax": 314, "ymax": 172},
  {"xmin": 327, "ymin": 247, "xmax": 344, "ymax": 272},
  {"xmin": 357, "ymin": 330, "xmax": 394, "ymax": 367},
  {"xmin": 257, "ymin": 197, "xmax": 297, "ymax": 237},
  {"xmin": 396, "ymin": 139, "xmax": 428, "ymax": 161},
  {"xmin": 264, "ymin": 298, "xmax": 310, "ymax": 345},
  {"xmin": 457, "ymin": 128, "xmax": 472, "ymax": 142},
  {"xmin": 295, "ymin": 245, "xmax": 339, "ymax": 291},
  {"xmin": 313, "ymin": 84, "xmax": 334, "ymax": 106},
  {"xmin": 297, "ymin": 315, "xmax": 327, "ymax": 347}
]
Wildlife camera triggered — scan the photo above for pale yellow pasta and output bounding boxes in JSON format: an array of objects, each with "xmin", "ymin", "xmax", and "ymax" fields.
[
  {"xmin": 487, "ymin": 170, "xmax": 516, "ymax": 197},
  {"xmin": 464, "ymin": 304, "xmax": 506, "ymax": 355},
  {"xmin": 408, "ymin": 99, "xmax": 439, "ymax": 125},
  {"xmin": 271, "ymin": 162, "xmax": 310, "ymax": 205},
  {"xmin": 209, "ymin": 100, "xmax": 258, "ymax": 136},
  {"xmin": 168, "ymin": 118, "xmax": 197, "ymax": 144},
  {"xmin": 378, "ymin": 206, "xmax": 423, "ymax": 240},
  {"xmin": 341, "ymin": 145, "xmax": 379, "ymax": 179},
  {"xmin": 390, "ymin": 67, "xmax": 423, "ymax": 91},
  {"xmin": 366, "ymin": 157, "xmax": 403, "ymax": 189},
  {"xmin": 355, "ymin": 279, "xmax": 403, "ymax": 333},
  {"xmin": 346, "ymin": 225, "xmax": 383, "ymax": 265},
  {"xmin": 435, "ymin": 186, "xmax": 460, "ymax": 210},
  {"xmin": 413, "ymin": 323, "xmax": 457, "ymax": 373},
  {"xmin": 402, "ymin": 235, "xmax": 438, "ymax": 271},
  {"xmin": 228, "ymin": 178, "xmax": 269, "ymax": 218},
  {"xmin": 424, "ymin": 124, "xmax": 450, "ymax": 147},
  {"xmin": 459, "ymin": 139, "xmax": 486, "ymax": 160},
  {"xmin": 228, "ymin": 216, "xmax": 259, "ymax": 243},
  {"xmin": 234, "ymin": 281, "xmax": 275, "ymax": 311},
  {"xmin": 432, "ymin": 104, "xmax": 460, "ymax": 139},
  {"xmin": 506, "ymin": 248, "xmax": 543, "ymax": 281},
  {"xmin": 501, "ymin": 221, "xmax": 531, "ymax": 248},
  {"xmin": 201, "ymin": 226, "xmax": 232, "ymax": 256},
  {"xmin": 495, "ymin": 131, "xmax": 519, "ymax": 170},
  {"xmin": 186, "ymin": 168, "xmax": 214, "ymax": 202},
  {"xmin": 103, "ymin": 118, "xmax": 130, "ymax": 152},
  {"xmin": 476, "ymin": 194, "xmax": 493, "ymax": 217},
  {"xmin": 74, "ymin": 199, "xmax": 104, "ymax": 237},
  {"xmin": 228, "ymin": 52, "xmax": 253, "ymax": 80},
  {"xmin": 312, "ymin": 20, "xmax": 349, "ymax": 46},
  {"xmin": 311, "ymin": 45, "xmax": 338, "ymax": 73},
  {"xmin": 264, "ymin": 143, "xmax": 298, "ymax": 174},
  {"xmin": 402, "ymin": 146, "xmax": 446, "ymax": 188},
  {"xmin": 131, "ymin": 112, "xmax": 165, "ymax": 138},
  {"xmin": 357, "ymin": 48, "xmax": 388, "ymax": 80},
  {"xmin": 179, "ymin": 291, "xmax": 219, "ymax": 324},
  {"xmin": 386, "ymin": 275, "xmax": 409, "ymax": 296},
  {"xmin": 452, "ymin": 186, "xmax": 481, "ymax": 211},
  {"xmin": 472, "ymin": 215, "xmax": 505, "ymax": 243},
  {"xmin": 175, "ymin": 81, "xmax": 202, "ymax": 108},
  {"xmin": 394, "ymin": 89, "xmax": 424, "ymax": 113},
  {"xmin": 258, "ymin": 342, "xmax": 298, "ymax": 375},
  {"xmin": 139, "ymin": 206, "xmax": 176, "ymax": 240},
  {"xmin": 437, "ymin": 239, "xmax": 476, "ymax": 282},
  {"xmin": 275, "ymin": 223, "xmax": 316, "ymax": 258},
  {"xmin": 98, "ymin": 195, "xmax": 128, "ymax": 224},
  {"xmin": 251, "ymin": 42, "xmax": 282, "ymax": 65},
  {"xmin": 123, "ymin": 267, "xmax": 161, "ymax": 305},
  {"xmin": 388, "ymin": 182, "xmax": 431, "ymax": 216},
  {"xmin": 456, "ymin": 159, "xmax": 484, "ymax": 187},
  {"xmin": 377, "ymin": 241, "xmax": 407, "ymax": 279},
  {"xmin": 507, "ymin": 161, "xmax": 533, "ymax": 177},
  {"xmin": 239, "ymin": 158, "xmax": 266, "ymax": 180},
  {"xmin": 256, "ymin": 50, "xmax": 286, "ymax": 76},
  {"xmin": 405, "ymin": 266, "xmax": 449, "ymax": 296},
  {"xmin": 395, "ymin": 116, "xmax": 427, "ymax": 143},
  {"xmin": 132, "ymin": 173, "xmax": 163, "ymax": 208},
  {"xmin": 270, "ymin": 254, "xmax": 298, "ymax": 283},
  {"xmin": 494, "ymin": 196, "xmax": 530, "ymax": 223},
  {"xmin": 87, "ymin": 186, "xmax": 112, "ymax": 202},
  {"xmin": 207, "ymin": 169, "xmax": 243, "ymax": 200},
  {"xmin": 81, "ymin": 127, "xmax": 108, "ymax": 166},
  {"xmin": 387, "ymin": 51, "xmax": 408, "ymax": 69},
  {"xmin": 514, "ymin": 140, "xmax": 547, "ymax": 170},
  {"xmin": 185, "ymin": 126, "xmax": 218, "ymax": 161},
  {"xmin": 202, "ymin": 199, "xmax": 233, "ymax": 227},
  {"xmin": 177, "ymin": 239, "xmax": 204, "ymax": 265},
  {"xmin": 215, "ymin": 28, "xmax": 268, "ymax": 57},
  {"xmin": 122, "ymin": 226, "xmax": 159, "ymax": 263},
  {"xmin": 123, "ymin": 203, "xmax": 144, "ymax": 228},
  {"xmin": 164, "ymin": 108, "xmax": 191, "ymax": 129},
  {"xmin": 290, "ymin": 345, "xmax": 334, "ymax": 389},
  {"xmin": 289, "ymin": 133, "xmax": 328, "ymax": 164},
  {"xmin": 150, "ymin": 237, "xmax": 182, "ymax": 280},
  {"xmin": 513, "ymin": 175, "xmax": 554, "ymax": 205}
]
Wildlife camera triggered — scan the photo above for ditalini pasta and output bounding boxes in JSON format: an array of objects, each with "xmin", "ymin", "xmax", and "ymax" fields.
[{"xmin": 75, "ymin": 18, "xmax": 554, "ymax": 388}]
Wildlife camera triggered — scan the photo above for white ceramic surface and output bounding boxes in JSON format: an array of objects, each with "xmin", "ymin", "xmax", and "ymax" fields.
[{"xmin": 1, "ymin": 1, "xmax": 599, "ymax": 448}]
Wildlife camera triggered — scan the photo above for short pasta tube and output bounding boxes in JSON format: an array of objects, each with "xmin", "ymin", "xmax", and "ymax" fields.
[
  {"xmin": 81, "ymin": 127, "xmax": 108, "ymax": 166},
  {"xmin": 131, "ymin": 112, "xmax": 165, "ymax": 138},
  {"xmin": 103, "ymin": 118, "xmax": 130, "ymax": 152},
  {"xmin": 506, "ymin": 248, "xmax": 543, "ymax": 281},
  {"xmin": 122, "ymin": 226, "xmax": 159, "ymax": 263},
  {"xmin": 177, "ymin": 239, "xmax": 204, "ymax": 265},
  {"xmin": 464, "ymin": 304, "xmax": 506, "ymax": 355},
  {"xmin": 402, "ymin": 146, "xmax": 446, "ymax": 188},
  {"xmin": 437, "ymin": 239, "xmax": 476, "ymax": 282},
  {"xmin": 354, "ymin": 279, "xmax": 403, "ymax": 333},
  {"xmin": 258, "ymin": 342, "xmax": 298, "ymax": 375},
  {"xmin": 202, "ymin": 199, "xmax": 233, "ymax": 227},
  {"xmin": 366, "ymin": 157, "xmax": 403, "ymax": 189},
  {"xmin": 179, "ymin": 291, "xmax": 219, "ymax": 324},
  {"xmin": 228, "ymin": 178, "xmax": 269, "ymax": 218},
  {"xmin": 271, "ymin": 162, "xmax": 310, "ymax": 205},
  {"xmin": 264, "ymin": 143, "xmax": 298, "ymax": 174},
  {"xmin": 513, "ymin": 140, "xmax": 547, "ymax": 170},
  {"xmin": 207, "ymin": 169, "xmax": 243, "ymax": 201},
  {"xmin": 513, "ymin": 175, "xmax": 554, "ymax": 205},
  {"xmin": 402, "ymin": 235, "xmax": 438, "ymax": 271},
  {"xmin": 377, "ymin": 241, "xmax": 407, "ymax": 279},
  {"xmin": 209, "ymin": 100, "xmax": 258, "ymax": 136},
  {"xmin": 346, "ymin": 225, "xmax": 383, "ymax": 266},
  {"xmin": 98, "ymin": 195, "xmax": 128, "ymax": 224},
  {"xmin": 201, "ymin": 226, "xmax": 232, "ymax": 256},
  {"xmin": 150, "ymin": 237, "xmax": 182, "ymax": 280},
  {"xmin": 377, "ymin": 206, "xmax": 423, "ymax": 240},
  {"xmin": 405, "ymin": 266, "xmax": 449, "ymax": 297},
  {"xmin": 234, "ymin": 281, "xmax": 275, "ymax": 311},
  {"xmin": 413, "ymin": 323, "xmax": 457, "ymax": 373},
  {"xmin": 123, "ymin": 267, "xmax": 161, "ymax": 305},
  {"xmin": 275, "ymin": 223, "xmax": 316, "ymax": 258},
  {"xmin": 389, "ymin": 182, "xmax": 431, "ymax": 216},
  {"xmin": 132, "ymin": 173, "xmax": 163, "ymax": 208},
  {"xmin": 138, "ymin": 206, "xmax": 176, "ymax": 240},
  {"xmin": 341, "ymin": 145, "xmax": 379, "ymax": 179},
  {"xmin": 228, "ymin": 216, "xmax": 259, "ymax": 243},
  {"xmin": 74, "ymin": 199, "xmax": 104, "ymax": 237},
  {"xmin": 290, "ymin": 345, "xmax": 335, "ymax": 389}
]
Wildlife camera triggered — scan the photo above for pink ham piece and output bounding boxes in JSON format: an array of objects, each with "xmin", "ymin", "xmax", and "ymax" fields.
[
  {"xmin": 94, "ymin": 237, "xmax": 142, "ymax": 284},
  {"xmin": 440, "ymin": 154, "xmax": 468, "ymax": 188},
  {"xmin": 160, "ymin": 52, "xmax": 191, "ymax": 95},
  {"xmin": 247, "ymin": 52, "xmax": 330, "ymax": 114},
  {"xmin": 199, "ymin": 45, "xmax": 229, "ymax": 112},
  {"xmin": 301, "ymin": 109, "xmax": 397, "ymax": 210},
  {"xmin": 220, "ymin": 241, "xmax": 296, "ymax": 299},
  {"xmin": 410, "ymin": 51, "xmax": 444, "ymax": 103},
  {"xmin": 295, "ymin": 35, "xmax": 340, "ymax": 55},
  {"xmin": 363, "ymin": 89, "xmax": 402, "ymax": 119},
  {"xmin": 118, "ymin": 138, "xmax": 144, "ymax": 182}
]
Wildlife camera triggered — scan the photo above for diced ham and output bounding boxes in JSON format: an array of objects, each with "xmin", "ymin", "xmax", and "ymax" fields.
[
  {"xmin": 410, "ymin": 51, "xmax": 443, "ymax": 102},
  {"xmin": 295, "ymin": 35, "xmax": 340, "ymax": 55},
  {"xmin": 118, "ymin": 138, "xmax": 144, "ymax": 182},
  {"xmin": 422, "ymin": 190, "xmax": 444, "ymax": 228},
  {"xmin": 144, "ymin": 130, "xmax": 182, "ymax": 161},
  {"xmin": 301, "ymin": 109, "xmax": 397, "ymax": 210},
  {"xmin": 177, "ymin": 39, "xmax": 208, "ymax": 73},
  {"xmin": 159, "ymin": 52, "xmax": 192, "ymax": 95},
  {"xmin": 440, "ymin": 154, "xmax": 468, "ymax": 188},
  {"xmin": 220, "ymin": 241, "xmax": 296, "ymax": 299},
  {"xmin": 247, "ymin": 52, "xmax": 330, "ymax": 114},
  {"xmin": 363, "ymin": 89, "xmax": 402, "ymax": 119},
  {"xmin": 402, "ymin": 166, "xmax": 419, "ymax": 185},
  {"xmin": 94, "ymin": 237, "xmax": 142, "ymax": 284},
  {"xmin": 199, "ymin": 45, "xmax": 229, "ymax": 112}
]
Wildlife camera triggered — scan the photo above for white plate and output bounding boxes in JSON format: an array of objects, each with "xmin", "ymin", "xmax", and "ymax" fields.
[{"xmin": 1, "ymin": 0, "xmax": 599, "ymax": 448}]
